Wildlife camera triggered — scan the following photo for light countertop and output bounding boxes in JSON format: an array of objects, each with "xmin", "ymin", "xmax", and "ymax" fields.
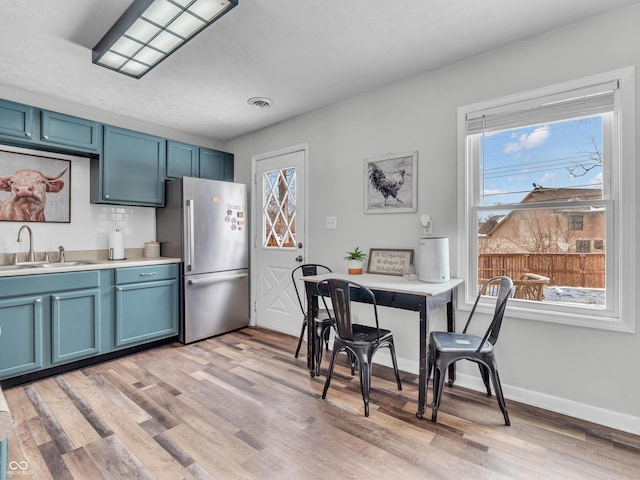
[{"xmin": 0, "ymin": 257, "xmax": 181, "ymax": 278}]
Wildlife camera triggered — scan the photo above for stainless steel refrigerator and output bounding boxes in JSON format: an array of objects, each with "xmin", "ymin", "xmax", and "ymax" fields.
[{"xmin": 156, "ymin": 176, "xmax": 249, "ymax": 344}]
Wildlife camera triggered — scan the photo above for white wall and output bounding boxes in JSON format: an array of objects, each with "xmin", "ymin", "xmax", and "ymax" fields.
[{"xmin": 223, "ymin": 5, "xmax": 640, "ymax": 433}]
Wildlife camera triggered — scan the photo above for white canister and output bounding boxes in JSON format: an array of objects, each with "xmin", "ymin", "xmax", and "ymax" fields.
[
  {"xmin": 418, "ymin": 237, "xmax": 450, "ymax": 283},
  {"xmin": 144, "ymin": 241, "xmax": 160, "ymax": 258}
]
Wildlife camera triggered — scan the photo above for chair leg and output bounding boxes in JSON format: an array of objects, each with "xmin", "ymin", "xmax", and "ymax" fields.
[
  {"xmin": 478, "ymin": 363, "xmax": 492, "ymax": 396},
  {"xmin": 357, "ymin": 353, "xmax": 372, "ymax": 417},
  {"xmin": 489, "ymin": 363, "xmax": 510, "ymax": 426},
  {"xmin": 387, "ymin": 340, "xmax": 402, "ymax": 391},
  {"xmin": 322, "ymin": 347, "xmax": 340, "ymax": 400},
  {"xmin": 294, "ymin": 317, "xmax": 308, "ymax": 358},
  {"xmin": 431, "ymin": 365, "xmax": 447, "ymax": 423}
]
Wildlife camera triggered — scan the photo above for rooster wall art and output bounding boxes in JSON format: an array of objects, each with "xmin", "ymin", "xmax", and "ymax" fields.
[{"xmin": 365, "ymin": 152, "xmax": 417, "ymax": 213}]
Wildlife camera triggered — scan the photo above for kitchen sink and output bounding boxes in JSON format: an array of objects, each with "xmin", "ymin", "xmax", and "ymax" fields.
[
  {"xmin": 36, "ymin": 261, "xmax": 100, "ymax": 268},
  {"xmin": 0, "ymin": 260, "xmax": 100, "ymax": 272}
]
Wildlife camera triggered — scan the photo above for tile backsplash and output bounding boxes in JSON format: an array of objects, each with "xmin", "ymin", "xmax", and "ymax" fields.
[{"xmin": 0, "ymin": 153, "xmax": 156, "ymax": 258}]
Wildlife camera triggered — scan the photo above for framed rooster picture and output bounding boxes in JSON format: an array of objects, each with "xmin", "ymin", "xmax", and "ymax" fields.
[{"xmin": 364, "ymin": 151, "xmax": 417, "ymax": 214}]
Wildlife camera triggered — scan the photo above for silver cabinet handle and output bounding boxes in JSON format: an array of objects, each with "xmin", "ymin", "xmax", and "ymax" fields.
[
  {"xmin": 35, "ymin": 298, "xmax": 41, "ymax": 303},
  {"xmin": 139, "ymin": 272, "xmax": 157, "ymax": 277},
  {"xmin": 54, "ymin": 296, "xmax": 60, "ymax": 301},
  {"xmin": 117, "ymin": 287, "xmax": 123, "ymax": 291},
  {"xmin": 25, "ymin": 132, "xmax": 31, "ymax": 137},
  {"xmin": 43, "ymin": 135, "xmax": 49, "ymax": 140},
  {"xmin": 105, "ymin": 194, "xmax": 110, "ymax": 199}
]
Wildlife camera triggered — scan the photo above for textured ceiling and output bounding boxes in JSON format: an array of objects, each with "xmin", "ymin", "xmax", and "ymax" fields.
[{"xmin": 1, "ymin": 0, "xmax": 638, "ymax": 141}]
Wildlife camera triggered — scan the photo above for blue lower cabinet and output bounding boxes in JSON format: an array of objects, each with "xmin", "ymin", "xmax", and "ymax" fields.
[
  {"xmin": 0, "ymin": 295, "xmax": 44, "ymax": 378},
  {"xmin": 114, "ymin": 265, "xmax": 178, "ymax": 348},
  {"xmin": 51, "ymin": 288, "xmax": 101, "ymax": 365},
  {"xmin": 0, "ymin": 439, "xmax": 7, "ymax": 480}
]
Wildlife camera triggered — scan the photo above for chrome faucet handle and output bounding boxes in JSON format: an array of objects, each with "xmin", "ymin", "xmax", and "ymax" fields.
[
  {"xmin": 58, "ymin": 245, "xmax": 65, "ymax": 263},
  {"xmin": 43, "ymin": 252, "xmax": 50, "ymax": 263},
  {"xmin": 11, "ymin": 253, "xmax": 19, "ymax": 265}
]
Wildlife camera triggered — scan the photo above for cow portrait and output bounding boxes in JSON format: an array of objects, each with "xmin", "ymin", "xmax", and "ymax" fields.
[{"xmin": 0, "ymin": 166, "xmax": 69, "ymax": 222}]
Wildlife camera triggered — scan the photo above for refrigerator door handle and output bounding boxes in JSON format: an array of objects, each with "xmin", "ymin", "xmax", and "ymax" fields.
[
  {"xmin": 186, "ymin": 199, "xmax": 195, "ymax": 271},
  {"xmin": 187, "ymin": 272, "xmax": 249, "ymax": 285}
]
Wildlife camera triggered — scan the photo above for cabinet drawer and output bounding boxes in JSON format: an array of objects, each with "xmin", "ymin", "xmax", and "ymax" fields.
[
  {"xmin": 0, "ymin": 271, "xmax": 100, "ymax": 298},
  {"xmin": 115, "ymin": 264, "xmax": 178, "ymax": 285}
]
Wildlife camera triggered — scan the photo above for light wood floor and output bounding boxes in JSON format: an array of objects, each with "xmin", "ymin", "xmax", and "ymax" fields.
[{"xmin": 4, "ymin": 327, "xmax": 640, "ymax": 479}]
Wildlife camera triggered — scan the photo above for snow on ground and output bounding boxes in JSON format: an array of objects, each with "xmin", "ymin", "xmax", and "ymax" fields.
[{"xmin": 543, "ymin": 286, "xmax": 605, "ymax": 305}]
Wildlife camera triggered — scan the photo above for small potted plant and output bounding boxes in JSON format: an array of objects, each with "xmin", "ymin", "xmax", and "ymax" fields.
[{"xmin": 345, "ymin": 247, "xmax": 367, "ymax": 275}]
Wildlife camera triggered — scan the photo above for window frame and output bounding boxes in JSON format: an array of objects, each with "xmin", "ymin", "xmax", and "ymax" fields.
[{"xmin": 457, "ymin": 67, "xmax": 636, "ymax": 332}]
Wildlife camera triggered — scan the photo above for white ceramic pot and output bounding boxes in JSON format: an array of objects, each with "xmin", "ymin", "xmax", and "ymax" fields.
[{"xmin": 347, "ymin": 259, "xmax": 363, "ymax": 275}]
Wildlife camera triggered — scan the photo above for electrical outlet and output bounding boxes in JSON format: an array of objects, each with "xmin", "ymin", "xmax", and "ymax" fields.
[{"xmin": 326, "ymin": 216, "xmax": 337, "ymax": 230}]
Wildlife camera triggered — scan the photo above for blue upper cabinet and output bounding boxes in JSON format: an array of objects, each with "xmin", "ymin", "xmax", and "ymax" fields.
[
  {"xmin": 200, "ymin": 147, "xmax": 234, "ymax": 181},
  {"xmin": 0, "ymin": 99, "xmax": 101, "ymax": 154},
  {"xmin": 40, "ymin": 110, "xmax": 101, "ymax": 153},
  {"xmin": 96, "ymin": 126, "xmax": 166, "ymax": 206},
  {"xmin": 166, "ymin": 140, "xmax": 199, "ymax": 179},
  {"xmin": 0, "ymin": 98, "xmax": 35, "ymax": 141}
]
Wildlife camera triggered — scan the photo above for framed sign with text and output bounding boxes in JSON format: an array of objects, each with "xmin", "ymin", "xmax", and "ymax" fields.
[{"xmin": 367, "ymin": 248, "xmax": 414, "ymax": 276}]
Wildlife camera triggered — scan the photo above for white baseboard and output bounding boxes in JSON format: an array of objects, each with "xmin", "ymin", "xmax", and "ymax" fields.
[{"xmin": 374, "ymin": 353, "xmax": 640, "ymax": 436}]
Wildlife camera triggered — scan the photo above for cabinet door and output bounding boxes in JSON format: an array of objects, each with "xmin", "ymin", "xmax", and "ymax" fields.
[
  {"xmin": 199, "ymin": 148, "xmax": 234, "ymax": 181},
  {"xmin": 41, "ymin": 111, "xmax": 100, "ymax": 153},
  {"xmin": 114, "ymin": 279, "xmax": 178, "ymax": 347},
  {"xmin": 0, "ymin": 99, "xmax": 35, "ymax": 141},
  {"xmin": 51, "ymin": 288, "xmax": 101, "ymax": 365},
  {"xmin": 101, "ymin": 126, "xmax": 166, "ymax": 206},
  {"xmin": 167, "ymin": 141, "xmax": 199, "ymax": 179},
  {"xmin": 0, "ymin": 295, "xmax": 43, "ymax": 379}
]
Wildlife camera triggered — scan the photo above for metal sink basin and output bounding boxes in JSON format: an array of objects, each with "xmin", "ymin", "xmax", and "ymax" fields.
[
  {"xmin": 0, "ymin": 261, "xmax": 100, "ymax": 272},
  {"xmin": 36, "ymin": 261, "xmax": 99, "ymax": 268}
]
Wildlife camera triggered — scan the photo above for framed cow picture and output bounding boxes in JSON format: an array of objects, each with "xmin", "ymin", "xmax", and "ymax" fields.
[{"xmin": 0, "ymin": 148, "xmax": 71, "ymax": 223}]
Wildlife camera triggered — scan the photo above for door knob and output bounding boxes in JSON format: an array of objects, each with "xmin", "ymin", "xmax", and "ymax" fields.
[
  {"xmin": 295, "ymin": 255, "xmax": 303, "ymax": 262},
  {"xmin": 298, "ymin": 242, "xmax": 303, "ymax": 248}
]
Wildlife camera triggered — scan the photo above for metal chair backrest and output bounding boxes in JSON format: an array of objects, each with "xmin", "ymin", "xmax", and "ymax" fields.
[
  {"xmin": 291, "ymin": 264, "xmax": 332, "ymax": 315},
  {"xmin": 463, "ymin": 276, "xmax": 514, "ymax": 351},
  {"xmin": 319, "ymin": 278, "xmax": 381, "ymax": 341}
]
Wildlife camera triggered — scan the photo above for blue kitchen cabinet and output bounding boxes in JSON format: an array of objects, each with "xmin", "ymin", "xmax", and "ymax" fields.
[
  {"xmin": 0, "ymin": 98, "xmax": 35, "ymax": 142},
  {"xmin": 40, "ymin": 110, "xmax": 101, "ymax": 153},
  {"xmin": 0, "ymin": 271, "xmax": 102, "ymax": 380},
  {"xmin": 199, "ymin": 148, "xmax": 234, "ymax": 181},
  {"xmin": 51, "ymin": 287, "xmax": 101, "ymax": 365},
  {"xmin": 95, "ymin": 126, "xmax": 166, "ymax": 206},
  {"xmin": 0, "ymin": 295, "xmax": 44, "ymax": 379},
  {"xmin": 114, "ymin": 264, "xmax": 178, "ymax": 348},
  {"xmin": 166, "ymin": 140, "xmax": 199, "ymax": 179}
]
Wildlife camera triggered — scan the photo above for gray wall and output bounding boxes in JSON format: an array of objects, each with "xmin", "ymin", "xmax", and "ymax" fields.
[{"xmin": 223, "ymin": 5, "xmax": 640, "ymax": 433}]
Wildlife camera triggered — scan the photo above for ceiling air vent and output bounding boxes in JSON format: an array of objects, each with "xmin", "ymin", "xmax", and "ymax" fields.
[{"xmin": 247, "ymin": 97, "xmax": 274, "ymax": 109}]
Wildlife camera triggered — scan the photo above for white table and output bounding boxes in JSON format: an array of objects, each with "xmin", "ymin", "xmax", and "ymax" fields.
[{"xmin": 301, "ymin": 272, "xmax": 463, "ymax": 418}]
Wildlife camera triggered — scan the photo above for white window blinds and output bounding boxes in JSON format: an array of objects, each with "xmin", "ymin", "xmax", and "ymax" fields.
[{"xmin": 465, "ymin": 81, "xmax": 618, "ymax": 135}]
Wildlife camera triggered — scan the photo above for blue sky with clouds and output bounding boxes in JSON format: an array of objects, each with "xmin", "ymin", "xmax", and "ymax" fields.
[{"xmin": 480, "ymin": 116, "xmax": 603, "ymax": 205}]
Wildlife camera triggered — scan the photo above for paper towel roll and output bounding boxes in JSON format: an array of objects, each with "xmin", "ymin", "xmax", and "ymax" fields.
[{"xmin": 109, "ymin": 229, "xmax": 125, "ymax": 260}]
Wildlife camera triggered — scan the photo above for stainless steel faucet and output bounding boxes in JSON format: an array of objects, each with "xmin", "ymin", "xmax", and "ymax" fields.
[
  {"xmin": 17, "ymin": 225, "xmax": 35, "ymax": 262},
  {"xmin": 58, "ymin": 246, "xmax": 65, "ymax": 263}
]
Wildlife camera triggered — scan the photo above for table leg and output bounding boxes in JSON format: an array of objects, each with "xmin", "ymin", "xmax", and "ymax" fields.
[
  {"xmin": 305, "ymin": 283, "xmax": 316, "ymax": 377},
  {"xmin": 416, "ymin": 299, "xmax": 428, "ymax": 418}
]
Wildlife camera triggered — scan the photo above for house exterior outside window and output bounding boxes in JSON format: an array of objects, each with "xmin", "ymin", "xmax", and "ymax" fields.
[{"xmin": 458, "ymin": 67, "xmax": 636, "ymax": 332}]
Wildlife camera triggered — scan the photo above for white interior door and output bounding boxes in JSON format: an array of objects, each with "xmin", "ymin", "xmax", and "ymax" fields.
[{"xmin": 253, "ymin": 145, "xmax": 306, "ymax": 335}]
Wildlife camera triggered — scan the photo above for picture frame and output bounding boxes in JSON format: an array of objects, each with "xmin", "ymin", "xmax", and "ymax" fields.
[
  {"xmin": 367, "ymin": 248, "xmax": 414, "ymax": 276},
  {"xmin": 0, "ymin": 148, "xmax": 71, "ymax": 223},
  {"xmin": 364, "ymin": 150, "xmax": 417, "ymax": 214}
]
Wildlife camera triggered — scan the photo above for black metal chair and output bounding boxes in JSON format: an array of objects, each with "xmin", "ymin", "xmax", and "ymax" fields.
[
  {"xmin": 427, "ymin": 276, "xmax": 514, "ymax": 425},
  {"xmin": 292, "ymin": 264, "xmax": 333, "ymax": 376},
  {"xmin": 319, "ymin": 278, "xmax": 402, "ymax": 417}
]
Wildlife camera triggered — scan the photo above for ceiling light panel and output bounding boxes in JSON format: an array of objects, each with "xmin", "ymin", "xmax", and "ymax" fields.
[{"xmin": 93, "ymin": 0, "xmax": 238, "ymax": 79}]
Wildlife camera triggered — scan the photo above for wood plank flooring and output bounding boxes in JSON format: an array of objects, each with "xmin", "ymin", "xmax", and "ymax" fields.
[{"xmin": 4, "ymin": 327, "xmax": 640, "ymax": 479}]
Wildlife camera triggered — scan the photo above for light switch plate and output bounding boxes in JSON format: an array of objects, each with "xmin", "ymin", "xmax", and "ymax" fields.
[{"xmin": 326, "ymin": 216, "xmax": 337, "ymax": 229}]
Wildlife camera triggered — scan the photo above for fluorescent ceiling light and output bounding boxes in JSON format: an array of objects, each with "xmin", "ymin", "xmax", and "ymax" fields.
[{"xmin": 92, "ymin": 0, "xmax": 237, "ymax": 79}]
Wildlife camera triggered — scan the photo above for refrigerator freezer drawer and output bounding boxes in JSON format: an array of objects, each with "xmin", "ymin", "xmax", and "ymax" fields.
[{"xmin": 182, "ymin": 269, "xmax": 249, "ymax": 343}]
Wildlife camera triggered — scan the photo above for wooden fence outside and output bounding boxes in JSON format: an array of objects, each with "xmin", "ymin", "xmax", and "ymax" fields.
[{"xmin": 478, "ymin": 253, "xmax": 605, "ymax": 289}]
